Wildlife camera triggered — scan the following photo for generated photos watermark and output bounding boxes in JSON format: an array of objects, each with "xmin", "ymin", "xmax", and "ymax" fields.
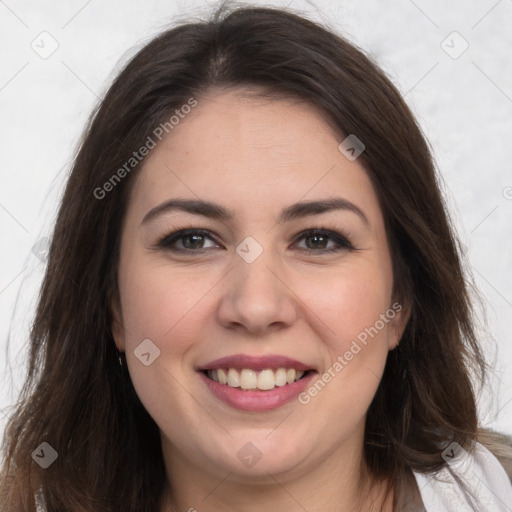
[
  {"xmin": 298, "ymin": 302, "xmax": 402, "ymax": 404},
  {"xmin": 93, "ymin": 97, "xmax": 198, "ymax": 200}
]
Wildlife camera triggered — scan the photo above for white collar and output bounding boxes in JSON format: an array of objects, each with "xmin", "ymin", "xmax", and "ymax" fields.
[{"xmin": 413, "ymin": 441, "xmax": 512, "ymax": 512}]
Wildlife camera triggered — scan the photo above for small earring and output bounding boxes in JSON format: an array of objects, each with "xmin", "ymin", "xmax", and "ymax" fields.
[{"xmin": 118, "ymin": 351, "xmax": 123, "ymax": 367}]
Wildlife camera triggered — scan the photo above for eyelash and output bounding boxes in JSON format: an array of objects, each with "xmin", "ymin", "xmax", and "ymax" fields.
[{"xmin": 155, "ymin": 226, "xmax": 356, "ymax": 255}]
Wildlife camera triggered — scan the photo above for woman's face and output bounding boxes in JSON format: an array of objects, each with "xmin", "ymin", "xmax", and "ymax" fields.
[{"xmin": 112, "ymin": 89, "xmax": 408, "ymax": 485}]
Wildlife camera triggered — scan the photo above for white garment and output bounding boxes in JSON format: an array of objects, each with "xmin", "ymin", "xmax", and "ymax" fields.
[{"xmin": 413, "ymin": 441, "xmax": 512, "ymax": 511}]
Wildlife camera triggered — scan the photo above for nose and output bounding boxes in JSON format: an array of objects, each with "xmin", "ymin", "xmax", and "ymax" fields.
[{"xmin": 216, "ymin": 246, "xmax": 299, "ymax": 335}]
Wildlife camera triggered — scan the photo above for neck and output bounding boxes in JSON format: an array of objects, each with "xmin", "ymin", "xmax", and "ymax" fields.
[{"xmin": 158, "ymin": 437, "xmax": 393, "ymax": 512}]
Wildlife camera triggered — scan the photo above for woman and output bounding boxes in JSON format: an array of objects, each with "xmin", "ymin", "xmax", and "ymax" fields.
[{"xmin": 1, "ymin": 4, "xmax": 511, "ymax": 511}]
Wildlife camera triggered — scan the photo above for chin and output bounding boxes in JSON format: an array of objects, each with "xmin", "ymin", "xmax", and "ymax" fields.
[{"xmin": 200, "ymin": 433, "xmax": 312, "ymax": 481}]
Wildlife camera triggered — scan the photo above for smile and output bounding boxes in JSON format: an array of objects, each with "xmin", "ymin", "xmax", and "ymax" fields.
[
  {"xmin": 198, "ymin": 369, "xmax": 317, "ymax": 411},
  {"xmin": 204, "ymin": 367, "xmax": 310, "ymax": 391}
]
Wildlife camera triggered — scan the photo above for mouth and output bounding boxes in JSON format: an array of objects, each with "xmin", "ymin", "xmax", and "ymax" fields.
[
  {"xmin": 198, "ymin": 367, "xmax": 317, "ymax": 411},
  {"xmin": 196, "ymin": 354, "xmax": 318, "ymax": 410},
  {"xmin": 200, "ymin": 367, "xmax": 315, "ymax": 392}
]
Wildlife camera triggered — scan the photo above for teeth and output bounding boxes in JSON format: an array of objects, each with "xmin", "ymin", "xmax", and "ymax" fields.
[
  {"xmin": 240, "ymin": 369, "xmax": 258, "ymax": 390},
  {"xmin": 227, "ymin": 368, "xmax": 240, "ymax": 388},
  {"xmin": 206, "ymin": 368, "xmax": 306, "ymax": 391},
  {"xmin": 286, "ymin": 368, "xmax": 296, "ymax": 384},
  {"xmin": 275, "ymin": 368, "xmax": 287, "ymax": 386},
  {"xmin": 218, "ymin": 369, "xmax": 227, "ymax": 384},
  {"xmin": 257, "ymin": 369, "xmax": 275, "ymax": 390}
]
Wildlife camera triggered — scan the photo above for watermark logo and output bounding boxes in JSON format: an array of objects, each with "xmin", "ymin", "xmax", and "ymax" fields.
[
  {"xmin": 134, "ymin": 338, "xmax": 161, "ymax": 366},
  {"xmin": 441, "ymin": 441, "xmax": 473, "ymax": 472},
  {"xmin": 298, "ymin": 302, "xmax": 402, "ymax": 404},
  {"xmin": 236, "ymin": 236, "xmax": 263, "ymax": 263},
  {"xmin": 338, "ymin": 134, "xmax": 365, "ymax": 161},
  {"xmin": 8, "ymin": 460, "xmax": 16, "ymax": 475},
  {"xmin": 31, "ymin": 237, "xmax": 50, "ymax": 262},
  {"xmin": 31, "ymin": 31, "xmax": 59, "ymax": 60},
  {"xmin": 237, "ymin": 442, "xmax": 262, "ymax": 468},
  {"xmin": 31, "ymin": 442, "xmax": 58, "ymax": 469},
  {"xmin": 441, "ymin": 31, "xmax": 469, "ymax": 59}
]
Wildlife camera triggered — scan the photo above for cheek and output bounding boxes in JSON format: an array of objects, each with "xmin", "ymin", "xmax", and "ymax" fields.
[
  {"xmin": 118, "ymin": 258, "xmax": 215, "ymax": 351},
  {"xmin": 296, "ymin": 264, "xmax": 393, "ymax": 401},
  {"xmin": 117, "ymin": 260, "xmax": 211, "ymax": 425},
  {"xmin": 298, "ymin": 262, "xmax": 393, "ymax": 347},
  {"xmin": 297, "ymin": 265, "xmax": 393, "ymax": 413},
  {"xmin": 119, "ymin": 246, "xmax": 394, "ymax": 363}
]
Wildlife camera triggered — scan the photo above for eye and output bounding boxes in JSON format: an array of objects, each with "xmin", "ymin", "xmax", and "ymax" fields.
[
  {"xmin": 155, "ymin": 227, "xmax": 355, "ymax": 254},
  {"xmin": 156, "ymin": 229, "xmax": 221, "ymax": 252},
  {"xmin": 292, "ymin": 228, "xmax": 355, "ymax": 253}
]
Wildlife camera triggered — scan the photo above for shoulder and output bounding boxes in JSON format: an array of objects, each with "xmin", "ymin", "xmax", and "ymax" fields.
[
  {"xmin": 412, "ymin": 441, "xmax": 512, "ymax": 512},
  {"xmin": 477, "ymin": 428, "xmax": 512, "ymax": 481}
]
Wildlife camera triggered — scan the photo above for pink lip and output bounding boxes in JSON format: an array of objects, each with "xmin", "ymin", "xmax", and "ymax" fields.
[
  {"xmin": 198, "ymin": 370, "xmax": 317, "ymax": 411},
  {"xmin": 197, "ymin": 354, "xmax": 314, "ymax": 372}
]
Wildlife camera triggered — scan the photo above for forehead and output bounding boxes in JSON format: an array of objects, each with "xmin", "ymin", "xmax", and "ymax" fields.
[{"xmin": 125, "ymin": 89, "xmax": 384, "ymax": 230}]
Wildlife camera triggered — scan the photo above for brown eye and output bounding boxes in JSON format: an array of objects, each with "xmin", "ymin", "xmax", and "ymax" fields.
[
  {"xmin": 157, "ymin": 229, "xmax": 221, "ymax": 252},
  {"xmin": 294, "ymin": 229, "xmax": 354, "ymax": 253},
  {"xmin": 156, "ymin": 227, "xmax": 355, "ymax": 255}
]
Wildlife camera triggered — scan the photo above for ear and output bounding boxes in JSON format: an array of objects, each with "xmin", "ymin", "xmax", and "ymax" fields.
[
  {"xmin": 110, "ymin": 294, "xmax": 125, "ymax": 352},
  {"xmin": 387, "ymin": 299, "xmax": 410, "ymax": 351}
]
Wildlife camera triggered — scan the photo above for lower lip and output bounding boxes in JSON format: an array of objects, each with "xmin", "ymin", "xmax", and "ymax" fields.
[{"xmin": 198, "ymin": 371, "xmax": 317, "ymax": 411}]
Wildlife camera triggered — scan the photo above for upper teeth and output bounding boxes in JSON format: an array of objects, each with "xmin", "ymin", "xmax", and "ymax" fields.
[{"xmin": 207, "ymin": 368, "xmax": 306, "ymax": 391}]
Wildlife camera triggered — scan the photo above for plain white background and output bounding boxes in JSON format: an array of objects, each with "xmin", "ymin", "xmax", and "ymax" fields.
[{"xmin": 1, "ymin": 0, "xmax": 511, "ymax": 442}]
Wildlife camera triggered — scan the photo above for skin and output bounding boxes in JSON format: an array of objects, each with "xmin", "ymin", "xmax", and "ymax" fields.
[{"xmin": 111, "ymin": 88, "xmax": 409, "ymax": 512}]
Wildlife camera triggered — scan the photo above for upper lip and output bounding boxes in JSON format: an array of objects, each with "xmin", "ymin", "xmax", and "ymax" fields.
[{"xmin": 197, "ymin": 354, "xmax": 315, "ymax": 372}]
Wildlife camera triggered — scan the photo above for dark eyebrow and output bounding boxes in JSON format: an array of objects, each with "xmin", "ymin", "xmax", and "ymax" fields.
[
  {"xmin": 278, "ymin": 197, "xmax": 369, "ymax": 226},
  {"xmin": 141, "ymin": 197, "xmax": 369, "ymax": 227}
]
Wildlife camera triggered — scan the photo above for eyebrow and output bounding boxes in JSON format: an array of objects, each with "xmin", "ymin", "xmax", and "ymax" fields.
[{"xmin": 140, "ymin": 197, "xmax": 370, "ymax": 227}]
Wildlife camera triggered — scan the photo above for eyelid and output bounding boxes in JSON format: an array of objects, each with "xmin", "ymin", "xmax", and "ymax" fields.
[
  {"xmin": 156, "ymin": 228, "xmax": 222, "ymax": 251},
  {"xmin": 291, "ymin": 228, "xmax": 355, "ymax": 252},
  {"xmin": 154, "ymin": 225, "xmax": 356, "ymax": 253}
]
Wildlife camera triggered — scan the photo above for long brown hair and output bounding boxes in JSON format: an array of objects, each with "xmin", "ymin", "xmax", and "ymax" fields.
[{"xmin": 1, "ymin": 3, "xmax": 509, "ymax": 511}]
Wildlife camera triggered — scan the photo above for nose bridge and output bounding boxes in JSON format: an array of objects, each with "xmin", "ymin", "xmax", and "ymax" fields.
[
  {"xmin": 217, "ymin": 235, "xmax": 298, "ymax": 333},
  {"xmin": 236, "ymin": 246, "xmax": 279, "ymax": 293}
]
